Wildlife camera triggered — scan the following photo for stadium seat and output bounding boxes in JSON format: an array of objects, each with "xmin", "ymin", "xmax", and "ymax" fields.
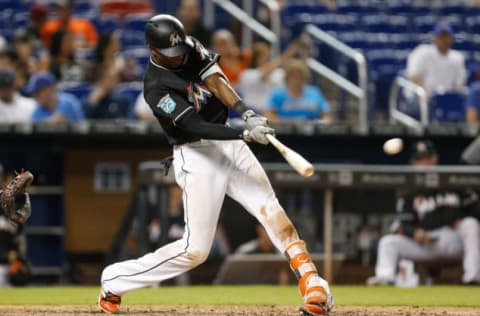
[
  {"xmin": 121, "ymin": 30, "xmax": 146, "ymax": 48},
  {"xmin": 12, "ymin": 12, "xmax": 28, "ymax": 29},
  {"xmin": 59, "ymin": 82, "xmax": 93, "ymax": 103},
  {"xmin": 124, "ymin": 14, "xmax": 149, "ymax": 31},
  {"xmin": 74, "ymin": 0, "xmax": 96, "ymax": 14},
  {"xmin": 437, "ymin": 4, "xmax": 466, "ymax": 16},
  {"xmin": 114, "ymin": 81, "xmax": 143, "ymax": 104},
  {"xmin": 466, "ymin": 16, "xmax": 480, "ymax": 34},
  {"xmin": 123, "ymin": 47, "xmax": 150, "ymax": 71},
  {"xmin": 362, "ymin": 15, "xmax": 410, "ymax": 33},
  {"xmin": 310, "ymin": 14, "xmax": 358, "ymax": 32},
  {"xmin": 94, "ymin": 16, "xmax": 120, "ymax": 34},
  {"xmin": 430, "ymin": 92, "xmax": 466, "ymax": 122}
]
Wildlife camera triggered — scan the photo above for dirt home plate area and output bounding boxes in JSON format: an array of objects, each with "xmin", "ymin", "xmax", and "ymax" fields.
[{"xmin": 2, "ymin": 305, "xmax": 480, "ymax": 316}]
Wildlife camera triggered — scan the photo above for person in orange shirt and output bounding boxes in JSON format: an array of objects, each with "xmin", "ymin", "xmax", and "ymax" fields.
[
  {"xmin": 41, "ymin": 0, "xmax": 98, "ymax": 49},
  {"xmin": 211, "ymin": 29, "xmax": 249, "ymax": 86}
]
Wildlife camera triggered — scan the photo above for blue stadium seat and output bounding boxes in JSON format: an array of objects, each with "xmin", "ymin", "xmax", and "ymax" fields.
[
  {"xmin": 123, "ymin": 47, "xmax": 150, "ymax": 71},
  {"xmin": 310, "ymin": 14, "xmax": 357, "ymax": 32},
  {"xmin": 59, "ymin": 82, "xmax": 93, "ymax": 103},
  {"xmin": 366, "ymin": 49, "xmax": 401, "ymax": 70},
  {"xmin": 338, "ymin": 32, "xmax": 373, "ymax": 50},
  {"xmin": 124, "ymin": 14, "xmax": 149, "ymax": 31},
  {"xmin": 430, "ymin": 92, "xmax": 466, "ymax": 122},
  {"xmin": 362, "ymin": 15, "xmax": 410, "ymax": 33},
  {"xmin": 94, "ymin": 16, "xmax": 120, "ymax": 34},
  {"xmin": 390, "ymin": 34, "xmax": 419, "ymax": 50},
  {"xmin": 121, "ymin": 30, "xmax": 145, "ymax": 48},
  {"xmin": 413, "ymin": 15, "xmax": 437, "ymax": 34},
  {"xmin": 114, "ymin": 81, "xmax": 143, "ymax": 104},
  {"xmin": 74, "ymin": 0, "xmax": 96, "ymax": 14},
  {"xmin": 112, "ymin": 82, "xmax": 143, "ymax": 119},
  {"xmin": 466, "ymin": 16, "xmax": 480, "ymax": 34},
  {"xmin": 0, "ymin": 0, "xmax": 28, "ymax": 13},
  {"xmin": 12, "ymin": 12, "xmax": 28, "ymax": 29},
  {"xmin": 437, "ymin": 4, "xmax": 466, "ymax": 16}
]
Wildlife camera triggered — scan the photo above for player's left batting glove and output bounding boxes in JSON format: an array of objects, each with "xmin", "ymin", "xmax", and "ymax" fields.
[
  {"xmin": 242, "ymin": 110, "xmax": 269, "ymax": 130},
  {"xmin": 243, "ymin": 126, "xmax": 275, "ymax": 145},
  {"xmin": 0, "ymin": 170, "xmax": 34, "ymax": 224}
]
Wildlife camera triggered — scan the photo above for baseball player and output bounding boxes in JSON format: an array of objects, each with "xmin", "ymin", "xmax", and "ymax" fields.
[
  {"xmin": 367, "ymin": 141, "xmax": 480, "ymax": 286},
  {"xmin": 99, "ymin": 15, "xmax": 333, "ymax": 315}
]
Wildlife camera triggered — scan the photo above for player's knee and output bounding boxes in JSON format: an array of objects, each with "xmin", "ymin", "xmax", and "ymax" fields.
[{"xmin": 185, "ymin": 249, "xmax": 209, "ymax": 267}]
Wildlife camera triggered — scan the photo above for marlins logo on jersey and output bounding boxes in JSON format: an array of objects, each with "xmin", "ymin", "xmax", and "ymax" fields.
[{"xmin": 187, "ymin": 82, "xmax": 212, "ymax": 111}]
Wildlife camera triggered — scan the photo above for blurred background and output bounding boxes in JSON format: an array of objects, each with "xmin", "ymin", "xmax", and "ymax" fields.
[{"xmin": 0, "ymin": 0, "xmax": 480, "ymax": 288}]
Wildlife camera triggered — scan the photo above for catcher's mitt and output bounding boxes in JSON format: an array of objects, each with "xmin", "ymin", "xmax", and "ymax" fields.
[{"xmin": 0, "ymin": 170, "xmax": 34, "ymax": 224}]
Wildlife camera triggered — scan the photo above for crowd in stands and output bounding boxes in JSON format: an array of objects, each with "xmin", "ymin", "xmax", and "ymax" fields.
[{"xmin": 0, "ymin": 0, "xmax": 480, "ymax": 125}]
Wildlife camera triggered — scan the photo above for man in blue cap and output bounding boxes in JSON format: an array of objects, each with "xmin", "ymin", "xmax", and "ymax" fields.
[
  {"xmin": 26, "ymin": 72, "xmax": 84, "ymax": 123},
  {"xmin": 407, "ymin": 21, "xmax": 466, "ymax": 97}
]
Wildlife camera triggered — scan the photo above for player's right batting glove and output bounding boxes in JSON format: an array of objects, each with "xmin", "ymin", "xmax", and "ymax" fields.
[
  {"xmin": 243, "ymin": 126, "xmax": 275, "ymax": 145},
  {"xmin": 242, "ymin": 110, "xmax": 268, "ymax": 130}
]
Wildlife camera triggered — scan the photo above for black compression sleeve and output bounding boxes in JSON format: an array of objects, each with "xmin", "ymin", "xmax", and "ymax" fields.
[
  {"xmin": 176, "ymin": 110, "xmax": 243, "ymax": 140},
  {"xmin": 233, "ymin": 100, "xmax": 248, "ymax": 116}
]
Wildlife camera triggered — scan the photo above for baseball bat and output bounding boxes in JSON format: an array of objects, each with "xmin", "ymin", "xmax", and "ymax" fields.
[{"xmin": 266, "ymin": 134, "xmax": 314, "ymax": 177}]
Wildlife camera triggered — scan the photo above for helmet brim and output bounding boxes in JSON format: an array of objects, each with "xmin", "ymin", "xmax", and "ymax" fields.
[{"xmin": 155, "ymin": 36, "xmax": 194, "ymax": 57}]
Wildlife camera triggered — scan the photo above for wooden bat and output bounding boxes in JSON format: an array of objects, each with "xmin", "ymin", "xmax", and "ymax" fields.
[{"xmin": 266, "ymin": 134, "xmax": 314, "ymax": 177}]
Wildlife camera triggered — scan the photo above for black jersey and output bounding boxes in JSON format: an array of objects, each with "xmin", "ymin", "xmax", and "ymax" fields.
[{"xmin": 143, "ymin": 37, "xmax": 229, "ymax": 145}]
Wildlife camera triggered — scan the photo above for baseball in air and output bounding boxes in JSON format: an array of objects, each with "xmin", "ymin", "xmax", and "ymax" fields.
[{"xmin": 383, "ymin": 138, "xmax": 403, "ymax": 155}]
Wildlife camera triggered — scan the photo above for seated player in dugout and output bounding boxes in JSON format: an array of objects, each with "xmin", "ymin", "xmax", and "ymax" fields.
[
  {"xmin": 98, "ymin": 15, "xmax": 333, "ymax": 316},
  {"xmin": 367, "ymin": 141, "xmax": 480, "ymax": 286}
]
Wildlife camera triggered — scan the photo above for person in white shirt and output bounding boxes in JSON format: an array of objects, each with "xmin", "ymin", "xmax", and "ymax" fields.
[
  {"xmin": 0, "ymin": 69, "xmax": 35, "ymax": 123},
  {"xmin": 237, "ymin": 42, "xmax": 299, "ymax": 114},
  {"xmin": 407, "ymin": 21, "xmax": 466, "ymax": 97}
]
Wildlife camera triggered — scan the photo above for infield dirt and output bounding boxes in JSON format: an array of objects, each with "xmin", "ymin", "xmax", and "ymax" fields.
[{"xmin": 2, "ymin": 305, "xmax": 479, "ymax": 316}]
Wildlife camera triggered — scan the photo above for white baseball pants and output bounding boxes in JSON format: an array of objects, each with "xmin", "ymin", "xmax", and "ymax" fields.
[
  {"xmin": 375, "ymin": 217, "xmax": 480, "ymax": 284},
  {"xmin": 101, "ymin": 140, "xmax": 304, "ymax": 295}
]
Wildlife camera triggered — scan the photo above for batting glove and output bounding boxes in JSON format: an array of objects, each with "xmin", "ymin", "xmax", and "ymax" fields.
[
  {"xmin": 243, "ymin": 126, "xmax": 275, "ymax": 145},
  {"xmin": 242, "ymin": 110, "xmax": 268, "ymax": 130}
]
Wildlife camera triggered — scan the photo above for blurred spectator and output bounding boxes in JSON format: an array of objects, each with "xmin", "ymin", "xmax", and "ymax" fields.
[
  {"xmin": 0, "ymin": 37, "xmax": 6, "ymax": 53},
  {"xmin": 22, "ymin": 2, "xmax": 49, "ymax": 52},
  {"xmin": 466, "ymin": 82, "xmax": 480, "ymax": 124},
  {"xmin": 177, "ymin": 0, "xmax": 212, "ymax": 47},
  {"xmin": 211, "ymin": 30, "xmax": 249, "ymax": 86},
  {"xmin": 237, "ymin": 41, "xmax": 299, "ymax": 114},
  {"xmin": 49, "ymin": 30, "xmax": 86, "ymax": 83},
  {"xmin": 26, "ymin": 72, "xmax": 84, "ymax": 123},
  {"xmin": 84, "ymin": 32, "xmax": 133, "ymax": 119},
  {"xmin": 41, "ymin": 0, "xmax": 99, "ymax": 49},
  {"xmin": 87, "ymin": 31, "xmax": 139, "ymax": 83},
  {"xmin": 13, "ymin": 29, "xmax": 49, "ymax": 89},
  {"xmin": 134, "ymin": 92, "xmax": 155, "ymax": 121},
  {"xmin": 0, "ymin": 69, "xmax": 35, "ymax": 123},
  {"xmin": 266, "ymin": 59, "xmax": 331, "ymax": 122},
  {"xmin": 407, "ymin": 21, "xmax": 466, "ymax": 97},
  {"xmin": 0, "ymin": 47, "xmax": 18, "ymax": 70},
  {"xmin": 367, "ymin": 141, "xmax": 480, "ymax": 286}
]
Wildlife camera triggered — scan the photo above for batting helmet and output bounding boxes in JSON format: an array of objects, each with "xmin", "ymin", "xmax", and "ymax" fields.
[{"xmin": 145, "ymin": 14, "xmax": 194, "ymax": 57}]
